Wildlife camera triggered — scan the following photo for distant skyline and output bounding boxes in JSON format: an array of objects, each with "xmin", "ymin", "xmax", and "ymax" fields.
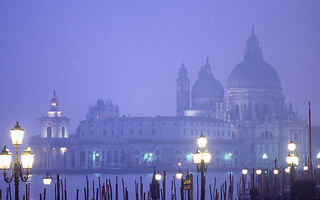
[{"xmin": 0, "ymin": 1, "xmax": 319, "ymax": 146}]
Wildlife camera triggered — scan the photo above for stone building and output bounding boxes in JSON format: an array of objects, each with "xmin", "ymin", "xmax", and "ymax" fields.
[{"xmin": 30, "ymin": 29, "xmax": 307, "ymax": 172}]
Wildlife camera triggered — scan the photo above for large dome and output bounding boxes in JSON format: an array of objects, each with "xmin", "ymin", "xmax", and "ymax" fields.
[
  {"xmin": 191, "ymin": 59, "xmax": 224, "ymax": 99},
  {"xmin": 227, "ymin": 28, "xmax": 281, "ymax": 89},
  {"xmin": 227, "ymin": 60, "xmax": 281, "ymax": 89}
]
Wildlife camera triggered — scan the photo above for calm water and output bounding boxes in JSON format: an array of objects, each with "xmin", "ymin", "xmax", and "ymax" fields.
[{"xmin": 0, "ymin": 172, "xmax": 241, "ymax": 199}]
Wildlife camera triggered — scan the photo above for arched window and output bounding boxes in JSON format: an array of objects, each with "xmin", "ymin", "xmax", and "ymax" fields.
[
  {"xmin": 80, "ymin": 151, "xmax": 86, "ymax": 167},
  {"xmin": 114, "ymin": 151, "xmax": 119, "ymax": 164},
  {"xmin": 260, "ymin": 131, "xmax": 274, "ymax": 139},
  {"xmin": 72, "ymin": 150, "xmax": 76, "ymax": 168},
  {"xmin": 134, "ymin": 150, "xmax": 140, "ymax": 155},
  {"xmin": 95, "ymin": 151, "xmax": 100, "ymax": 165},
  {"xmin": 120, "ymin": 151, "xmax": 126, "ymax": 163},
  {"xmin": 88, "ymin": 151, "xmax": 93, "ymax": 169}
]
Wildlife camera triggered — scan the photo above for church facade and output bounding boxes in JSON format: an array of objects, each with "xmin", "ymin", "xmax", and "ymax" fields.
[{"xmin": 29, "ymin": 29, "xmax": 308, "ymax": 172}]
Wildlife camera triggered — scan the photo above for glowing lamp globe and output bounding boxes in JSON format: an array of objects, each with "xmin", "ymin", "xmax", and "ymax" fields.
[
  {"xmin": 192, "ymin": 150, "xmax": 201, "ymax": 164},
  {"xmin": 43, "ymin": 177, "xmax": 52, "ymax": 186},
  {"xmin": 262, "ymin": 153, "xmax": 267, "ymax": 159},
  {"xmin": 303, "ymin": 165, "xmax": 308, "ymax": 171},
  {"xmin": 286, "ymin": 154, "xmax": 293, "ymax": 165},
  {"xmin": 10, "ymin": 122, "xmax": 24, "ymax": 146},
  {"xmin": 317, "ymin": 164, "xmax": 320, "ymax": 169},
  {"xmin": 288, "ymin": 140, "xmax": 296, "ymax": 153},
  {"xmin": 242, "ymin": 168, "xmax": 248, "ymax": 175},
  {"xmin": 256, "ymin": 169, "xmax": 262, "ymax": 175},
  {"xmin": 285, "ymin": 167, "xmax": 291, "ymax": 173},
  {"xmin": 21, "ymin": 147, "xmax": 34, "ymax": 170},
  {"xmin": 203, "ymin": 150, "xmax": 212, "ymax": 164},
  {"xmin": 176, "ymin": 172, "xmax": 183, "ymax": 179},
  {"xmin": 0, "ymin": 146, "xmax": 12, "ymax": 170},
  {"xmin": 155, "ymin": 172, "xmax": 162, "ymax": 181},
  {"xmin": 273, "ymin": 169, "xmax": 279, "ymax": 175},
  {"xmin": 286, "ymin": 154, "xmax": 299, "ymax": 166},
  {"xmin": 292, "ymin": 155, "xmax": 299, "ymax": 166},
  {"xmin": 197, "ymin": 133, "xmax": 208, "ymax": 149}
]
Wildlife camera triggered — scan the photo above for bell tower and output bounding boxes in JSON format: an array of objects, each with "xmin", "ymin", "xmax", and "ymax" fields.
[
  {"xmin": 39, "ymin": 91, "xmax": 70, "ymax": 138},
  {"xmin": 176, "ymin": 63, "xmax": 190, "ymax": 116}
]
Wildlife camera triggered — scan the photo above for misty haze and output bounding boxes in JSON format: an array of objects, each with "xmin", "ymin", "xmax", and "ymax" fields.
[{"xmin": 0, "ymin": 1, "xmax": 320, "ymax": 200}]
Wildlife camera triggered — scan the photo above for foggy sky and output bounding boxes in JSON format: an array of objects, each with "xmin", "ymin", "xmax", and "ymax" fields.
[{"xmin": 0, "ymin": 1, "xmax": 319, "ymax": 147}]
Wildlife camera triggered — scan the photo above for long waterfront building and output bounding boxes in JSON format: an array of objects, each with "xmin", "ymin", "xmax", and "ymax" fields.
[{"xmin": 30, "ymin": 29, "xmax": 308, "ymax": 172}]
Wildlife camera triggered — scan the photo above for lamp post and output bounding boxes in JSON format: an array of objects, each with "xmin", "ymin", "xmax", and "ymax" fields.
[
  {"xmin": 286, "ymin": 140, "xmax": 299, "ymax": 200},
  {"xmin": 0, "ymin": 122, "xmax": 35, "ymax": 200},
  {"xmin": 242, "ymin": 168, "xmax": 248, "ymax": 199},
  {"xmin": 43, "ymin": 173, "xmax": 54, "ymax": 186},
  {"xmin": 43, "ymin": 173, "xmax": 62, "ymax": 200},
  {"xmin": 193, "ymin": 133, "xmax": 212, "ymax": 200},
  {"xmin": 150, "ymin": 167, "xmax": 161, "ymax": 200}
]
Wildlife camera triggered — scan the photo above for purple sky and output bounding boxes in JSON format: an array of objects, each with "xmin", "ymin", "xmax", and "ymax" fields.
[{"xmin": 0, "ymin": 1, "xmax": 319, "ymax": 146}]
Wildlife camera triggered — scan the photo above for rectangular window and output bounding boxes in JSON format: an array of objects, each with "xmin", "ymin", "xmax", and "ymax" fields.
[
  {"xmin": 47, "ymin": 127, "xmax": 52, "ymax": 138},
  {"xmin": 62, "ymin": 127, "xmax": 65, "ymax": 138}
]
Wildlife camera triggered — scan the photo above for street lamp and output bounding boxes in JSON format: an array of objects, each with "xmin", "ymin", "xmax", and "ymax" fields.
[
  {"xmin": 193, "ymin": 133, "xmax": 211, "ymax": 200},
  {"xmin": 43, "ymin": 173, "xmax": 53, "ymax": 186},
  {"xmin": 256, "ymin": 169, "xmax": 262, "ymax": 175},
  {"xmin": 273, "ymin": 169, "xmax": 279, "ymax": 175},
  {"xmin": 155, "ymin": 171, "xmax": 162, "ymax": 181},
  {"xmin": 0, "ymin": 122, "xmax": 34, "ymax": 200},
  {"xmin": 241, "ymin": 168, "xmax": 248, "ymax": 199},
  {"xmin": 242, "ymin": 168, "xmax": 248, "ymax": 175},
  {"xmin": 176, "ymin": 171, "xmax": 183, "ymax": 180},
  {"xmin": 288, "ymin": 140, "xmax": 296, "ymax": 153},
  {"xmin": 262, "ymin": 153, "xmax": 268, "ymax": 159},
  {"xmin": 285, "ymin": 167, "xmax": 291, "ymax": 173},
  {"xmin": 286, "ymin": 140, "xmax": 299, "ymax": 200}
]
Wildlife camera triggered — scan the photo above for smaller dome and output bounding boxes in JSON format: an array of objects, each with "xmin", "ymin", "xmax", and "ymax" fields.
[
  {"xmin": 192, "ymin": 77, "xmax": 224, "ymax": 99},
  {"xmin": 191, "ymin": 59, "xmax": 224, "ymax": 99}
]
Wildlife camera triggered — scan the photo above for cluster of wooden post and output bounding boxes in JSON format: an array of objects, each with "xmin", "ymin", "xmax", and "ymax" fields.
[
  {"xmin": 2, "ymin": 170, "xmax": 308, "ymax": 200},
  {"xmin": 207, "ymin": 173, "xmax": 234, "ymax": 200},
  {"xmin": 235, "ymin": 168, "xmax": 295, "ymax": 199},
  {"xmin": 0, "ymin": 183, "xmax": 30, "ymax": 200}
]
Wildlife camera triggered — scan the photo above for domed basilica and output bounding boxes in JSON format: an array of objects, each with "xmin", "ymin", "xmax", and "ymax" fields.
[{"xmin": 30, "ymin": 29, "xmax": 307, "ymax": 172}]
